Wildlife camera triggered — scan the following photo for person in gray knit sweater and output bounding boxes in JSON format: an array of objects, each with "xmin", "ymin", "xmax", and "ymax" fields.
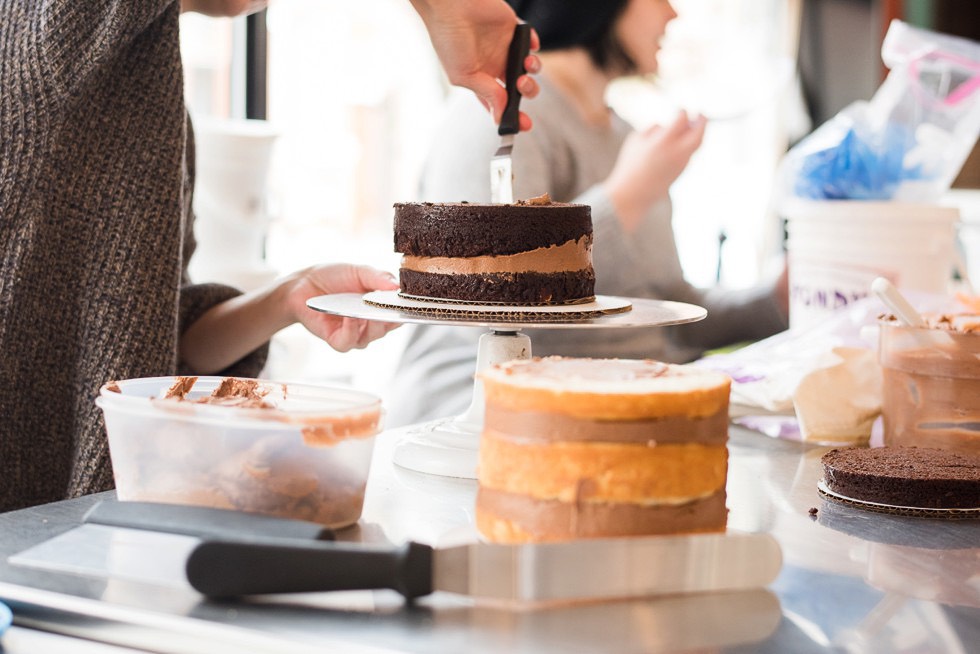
[
  {"xmin": 0, "ymin": 0, "xmax": 540, "ymax": 511},
  {"xmin": 388, "ymin": 0, "xmax": 789, "ymax": 427}
]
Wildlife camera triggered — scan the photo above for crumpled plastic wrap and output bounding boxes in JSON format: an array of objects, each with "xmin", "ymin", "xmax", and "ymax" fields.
[{"xmin": 693, "ymin": 292, "xmax": 962, "ymax": 444}]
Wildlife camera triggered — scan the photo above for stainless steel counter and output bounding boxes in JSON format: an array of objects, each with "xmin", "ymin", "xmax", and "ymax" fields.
[{"xmin": 0, "ymin": 426, "xmax": 977, "ymax": 653}]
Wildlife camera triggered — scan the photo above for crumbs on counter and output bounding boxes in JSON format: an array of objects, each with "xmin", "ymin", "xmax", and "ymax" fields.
[{"xmin": 808, "ymin": 507, "xmax": 819, "ymax": 517}]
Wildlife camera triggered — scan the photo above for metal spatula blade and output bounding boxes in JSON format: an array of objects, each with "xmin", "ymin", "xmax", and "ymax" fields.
[
  {"xmin": 489, "ymin": 23, "xmax": 532, "ymax": 204},
  {"xmin": 490, "ymin": 134, "xmax": 516, "ymax": 204}
]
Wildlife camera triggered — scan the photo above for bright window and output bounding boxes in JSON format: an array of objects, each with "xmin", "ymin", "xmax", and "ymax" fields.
[{"xmin": 610, "ymin": 0, "xmax": 803, "ymax": 287}]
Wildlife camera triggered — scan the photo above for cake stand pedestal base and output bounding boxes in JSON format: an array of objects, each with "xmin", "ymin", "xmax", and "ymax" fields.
[{"xmin": 392, "ymin": 330, "xmax": 531, "ymax": 479}]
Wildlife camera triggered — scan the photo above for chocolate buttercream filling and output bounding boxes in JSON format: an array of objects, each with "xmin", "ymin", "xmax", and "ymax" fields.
[
  {"xmin": 477, "ymin": 486, "xmax": 728, "ymax": 539},
  {"xmin": 484, "ymin": 405, "xmax": 728, "ymax": 445},
  {"xmin": 401, "ymin": 237, "xmax": 592, "ymax": 275}
]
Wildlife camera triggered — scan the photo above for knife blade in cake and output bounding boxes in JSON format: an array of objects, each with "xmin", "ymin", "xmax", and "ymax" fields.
[
  {"xmin": 490, "ymin": 23, "xmax": 532, "ymax": 205},
  {"xmin": 185, "ymin": 531, "xmax": 781, "ymax": 602}
]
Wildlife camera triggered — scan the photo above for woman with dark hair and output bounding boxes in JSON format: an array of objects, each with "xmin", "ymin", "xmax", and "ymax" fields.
[{"xmin": 389, "ymin": 0, "xmax": 788, "ymax": 426}]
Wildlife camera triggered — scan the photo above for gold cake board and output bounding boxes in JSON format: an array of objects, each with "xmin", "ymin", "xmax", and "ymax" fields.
[
  {"xmin": 365, "ymin": 292, "xmax": 631, "ymax": 322},
  {"xmin": 817, "ymin": 481, "xmax": 980, "ymax": 520}
]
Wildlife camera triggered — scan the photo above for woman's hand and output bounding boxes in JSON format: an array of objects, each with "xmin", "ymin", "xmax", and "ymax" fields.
[
  {"xmin": 604, "ymin": 111, "xmax": 707, "ymax": 231},
  {"xmin": 181, "ymin": 264, "xmax": 401, "ymax": 373},
  {"xmin": 285, "ymin": 264, "xmax": 401, "ymax": 353},
  {"xmin": 409, "ymin": 0, "xmax": 541, "ymax": 130}
]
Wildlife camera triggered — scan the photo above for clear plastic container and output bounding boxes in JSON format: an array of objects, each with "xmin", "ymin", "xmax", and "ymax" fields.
[
  {"xmin": 879, "ymin": 318, "xmax": 980, "ymax": 456},
  {"xmin": 96, "ymin": 376, "xmax": 383, "ymax": 529}
]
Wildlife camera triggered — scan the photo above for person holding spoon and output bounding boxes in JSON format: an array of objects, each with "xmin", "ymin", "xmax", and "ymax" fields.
[{"xmin": 389, "ymin": 0, "xmax": 788, "ymax": 426}]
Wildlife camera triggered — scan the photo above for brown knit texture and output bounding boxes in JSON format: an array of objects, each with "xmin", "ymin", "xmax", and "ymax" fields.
[{"xmin": 0, "ymin": 1, "xmax": 268, "ymax": 511}]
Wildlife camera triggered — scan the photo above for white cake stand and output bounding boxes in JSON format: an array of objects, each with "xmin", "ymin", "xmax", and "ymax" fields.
[{"xmin": 307, "ymin": 290, "xmax": 706, "ymax": 479}]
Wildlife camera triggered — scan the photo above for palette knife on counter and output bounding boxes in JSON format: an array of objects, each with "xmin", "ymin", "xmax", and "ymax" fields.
[{"xmin": 490, "ymin": 23, "xmax": 532, "ymax": 205}]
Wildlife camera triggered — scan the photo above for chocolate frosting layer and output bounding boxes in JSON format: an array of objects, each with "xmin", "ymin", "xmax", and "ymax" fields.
[
  {"xmin": 394, "ymin": 202, "xmax": 592, "ymax": 257},
  {"xmin": 484, "ymin": 405, "xmax": 728, "ymax": 445},
  {"xmin": 476, "ymin": 486, "xmax": 728, "ymax": 541},
  {"xmin": 401, "ymin": 237, "xmax": 592, "ymax": 275}
]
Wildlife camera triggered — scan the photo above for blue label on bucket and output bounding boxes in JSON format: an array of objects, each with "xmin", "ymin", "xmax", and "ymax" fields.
[{"xmin": 789, "ymin": 260, "xmax": 891, "ymax": 329}]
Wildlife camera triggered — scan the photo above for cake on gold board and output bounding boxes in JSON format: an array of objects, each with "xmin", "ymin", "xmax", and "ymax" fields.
[
  {"xmin": 476, "ymin": 356, "xmax": 732, "ymax": 543},
  {"xmin": 393, "ymin": 195, "xmax": 595, "ymax": 305},
  {"xmin": 820, "ymin": 446, "xmax": 980, "ymax": 511}
]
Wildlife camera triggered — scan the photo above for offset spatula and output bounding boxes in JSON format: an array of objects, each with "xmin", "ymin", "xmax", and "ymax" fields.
[
  {"xmin": 186, "ymin": 531, "xmax": 782, "ymax": 603},
  {"xmin": 490, "ymin": 23, "xmax": 533, "ymax": 204}
]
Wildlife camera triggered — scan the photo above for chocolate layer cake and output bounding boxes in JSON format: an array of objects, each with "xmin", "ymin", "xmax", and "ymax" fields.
[
  {"xmin": 476, "ymin": 357, "xmax": 731, "ymax": 543},
  {"xmin": 821, "ymin": 447, "xmax": 980, "ymax": 509},
  {"xmin": 393, "ymin": 198, "xmax": 595, "ymax": 304}
]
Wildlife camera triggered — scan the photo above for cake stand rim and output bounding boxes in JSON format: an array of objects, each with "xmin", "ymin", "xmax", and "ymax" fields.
[{"xmin": 306, "ymin": 292, "xmax": 707, "ymax": 329}]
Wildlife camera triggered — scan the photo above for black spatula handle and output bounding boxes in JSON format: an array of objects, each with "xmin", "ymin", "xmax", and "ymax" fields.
[
  {"xmin": 186, "ymin": 539, "xmax": 434, "ymax": 600},
  {"xmin": 498, "ymin": 23, "xmax": 532, "ymax": 136}
]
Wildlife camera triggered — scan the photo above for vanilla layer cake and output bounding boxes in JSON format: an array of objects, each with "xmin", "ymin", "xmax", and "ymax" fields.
[{"xmin": 477, "ymin": 357, "xmax": 731, "ymax": 543}]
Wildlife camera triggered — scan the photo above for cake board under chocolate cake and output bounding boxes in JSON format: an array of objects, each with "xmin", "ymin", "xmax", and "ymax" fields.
[{"xmin": 820, "ymin": 446, "xmax": 980, "ymax": 514}]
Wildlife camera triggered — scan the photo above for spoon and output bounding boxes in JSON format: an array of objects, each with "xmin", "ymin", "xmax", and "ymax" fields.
[
  {"xmin": 871, "ymin": 277, "xmax": 928, "ymax": 328},
  {"xmin": 871, "ymin": 277, "xmax": 958, "ymax": 355}
]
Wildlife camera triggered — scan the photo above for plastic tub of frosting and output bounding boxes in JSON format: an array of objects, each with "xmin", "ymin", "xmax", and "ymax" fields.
[
  {"xmin": 879, "ymin": 315, "xmax": 980, "ymax": 456},
  {"xmin": 96, "ymin": 376, "xmax": 383, "ymax": 529}
]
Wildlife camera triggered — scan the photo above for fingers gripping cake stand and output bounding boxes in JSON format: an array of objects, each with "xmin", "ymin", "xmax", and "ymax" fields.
[{"xmin": 307, "ymin": 291, "xmax": 706, "ymax": 479}]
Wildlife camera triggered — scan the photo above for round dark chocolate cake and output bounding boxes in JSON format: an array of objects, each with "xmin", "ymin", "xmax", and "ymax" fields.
[
  {"xmin": 821, "ymin": 446, "xmax": 980, "ymax": 509},
  {"xmin": 393, "ymin": 200, "xmax": 595, "ymax": 305}
]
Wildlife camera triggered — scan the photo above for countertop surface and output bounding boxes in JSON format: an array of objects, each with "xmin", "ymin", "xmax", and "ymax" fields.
[{"xmin": 0, "ymin": 425, "xmax": 977, "ymax": 653}]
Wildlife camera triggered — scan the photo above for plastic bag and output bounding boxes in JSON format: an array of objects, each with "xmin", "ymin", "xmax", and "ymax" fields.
[{"xmin": 781, "ymin": 20, "xmax": 980, "ymax": 203}]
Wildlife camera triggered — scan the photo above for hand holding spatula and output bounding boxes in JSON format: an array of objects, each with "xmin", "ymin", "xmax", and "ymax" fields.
[{"xmin": 490, "ymin": 23, "xmax": 533, "ymax": 204}]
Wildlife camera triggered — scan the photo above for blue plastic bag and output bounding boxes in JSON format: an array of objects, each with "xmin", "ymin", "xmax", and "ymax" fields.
[{"xmin": 793, "ymin": 109, "xmax": 924, "ymax": 200}]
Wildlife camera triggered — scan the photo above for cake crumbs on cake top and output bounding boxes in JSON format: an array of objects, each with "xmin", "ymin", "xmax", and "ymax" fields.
[{"xmin": 516, "ymin": 193, "xmax": 552, "ymax": 206}]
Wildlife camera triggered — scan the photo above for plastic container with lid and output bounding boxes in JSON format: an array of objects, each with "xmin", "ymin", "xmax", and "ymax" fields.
[
  {"xmin": 96, "ymin": 376, "xmax": 383, "ymax": 529},
  {"xmin": 878, "ymin": 316, "xmax": 980, "ymax": 456}
]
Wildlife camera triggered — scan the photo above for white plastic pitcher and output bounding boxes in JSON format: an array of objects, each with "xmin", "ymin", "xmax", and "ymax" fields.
[
  {"xmin": 785, "ymin": 200, "xmax": 959, "ymax": 330},
  {"xmin": 189, "ymin": 117, "xmax": 280, "ymax": 291}
]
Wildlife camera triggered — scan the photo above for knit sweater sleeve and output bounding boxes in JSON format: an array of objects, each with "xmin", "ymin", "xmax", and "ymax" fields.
[{"xmin": 38, "ymin": 0, "xmax": 178, "ymax": 94}]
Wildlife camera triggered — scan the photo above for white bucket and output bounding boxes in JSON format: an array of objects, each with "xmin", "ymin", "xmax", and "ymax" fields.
[
  {"xmin": 189, "ymin": 117, "xmax": 280, "ymax": 290},
  {"xmin": 946, "ymin": 189, "xmax": 980, "ymax": 292},
  {"xmin": 785, "ymin": 200, "xmax": 960, "ymax": 330}
]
